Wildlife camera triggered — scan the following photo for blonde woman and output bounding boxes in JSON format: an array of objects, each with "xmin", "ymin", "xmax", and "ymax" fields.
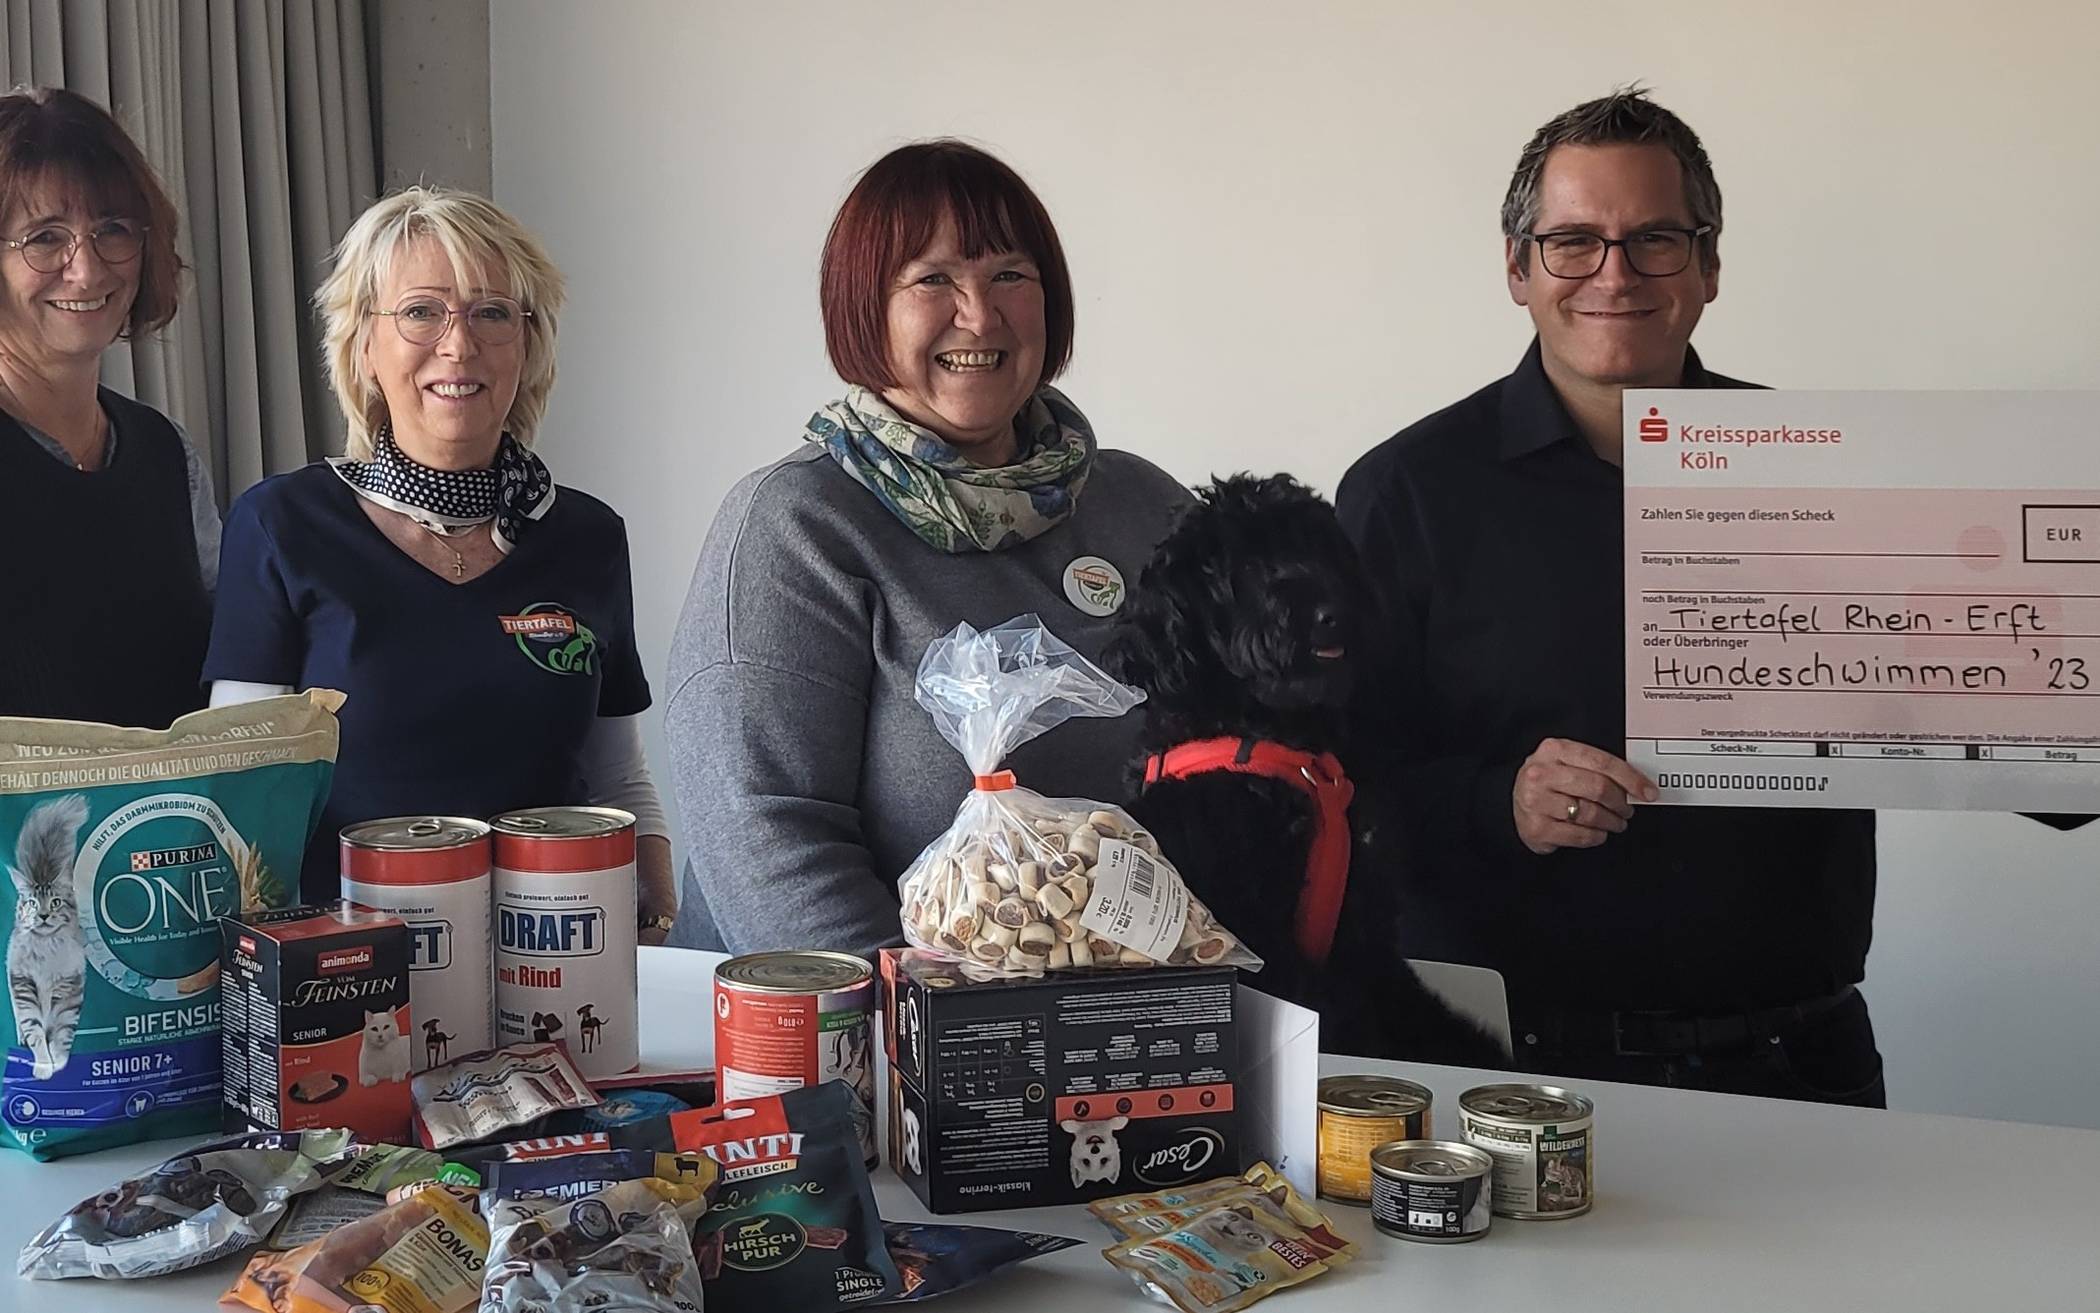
[{"xmin": 205, "ymin": 187, "xmax": 675, "ymax": 938}]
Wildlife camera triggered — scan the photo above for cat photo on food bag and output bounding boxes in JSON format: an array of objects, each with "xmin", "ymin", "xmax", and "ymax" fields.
[
  {"xmin": 358, "ymin": 1010, "xmax": 410, "ymax": 1086},
  {"xmin": 8, "ymin": 794, "xmax": 90, "ymax": 1081},
  {"xmin": 1190, "ymin": 1204, "xmax": 1270, "ymax": 1252}
]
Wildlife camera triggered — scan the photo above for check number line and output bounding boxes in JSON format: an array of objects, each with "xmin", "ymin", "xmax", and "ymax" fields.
[
  {"xmin": 1642, "ymin": 686, "xmax": 2100, "ymax": 696},
  {"xmin": 1654, "ymin": 629, "xmax": 2100, "ymax": 639},
  {"xmin": 1639, "ymin": 590, "xmax": 2100, "ymax": 600},
  {"xmin": 1648, "ymin": 550, "xmax": 2002, "ymax": 559}
]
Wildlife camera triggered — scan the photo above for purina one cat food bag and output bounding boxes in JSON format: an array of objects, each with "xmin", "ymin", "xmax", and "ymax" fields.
[{"xmin": 0, "ymin": 693, "xmax": 341, "ymax": 1159}]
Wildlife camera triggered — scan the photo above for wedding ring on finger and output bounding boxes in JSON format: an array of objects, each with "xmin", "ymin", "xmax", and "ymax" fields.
[{"xmin": 1566, "ymin": 801, "xmax": 1581, "ymax": 821}]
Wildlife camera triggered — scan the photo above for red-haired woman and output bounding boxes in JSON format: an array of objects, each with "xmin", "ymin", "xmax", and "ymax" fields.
[
  {"xmin": 0, "ymin": 88, "xmax": 216, "ymax": 729},
  {"xmin": 666, "ymin": 140, "xmax": 1190, "ymax": 956}
]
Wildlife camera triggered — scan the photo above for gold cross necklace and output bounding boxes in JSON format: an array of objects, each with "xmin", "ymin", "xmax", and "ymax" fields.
[{"xmin": 417, "ymin": 521, "xmax": 474, "ymax": 579}]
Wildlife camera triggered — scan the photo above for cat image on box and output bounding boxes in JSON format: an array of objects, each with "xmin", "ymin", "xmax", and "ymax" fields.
[
  {"xmin": 358, "ymin": 1010, "xmax": 410, "ymax": 1086},
  {"xmin": 7, "ymin": 794, "xmax": 89, "ymax": 1082}
]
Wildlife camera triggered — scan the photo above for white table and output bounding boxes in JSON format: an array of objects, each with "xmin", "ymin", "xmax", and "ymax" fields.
[{"xmin": 7, "ymin": 947, "xmax": 2097, "ymax": 1311}]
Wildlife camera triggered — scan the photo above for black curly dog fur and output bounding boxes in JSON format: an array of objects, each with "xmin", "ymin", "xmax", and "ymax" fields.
[{"xmin": 1110, "ymin": 473, "xmax": 1504, "ymax": 1066}]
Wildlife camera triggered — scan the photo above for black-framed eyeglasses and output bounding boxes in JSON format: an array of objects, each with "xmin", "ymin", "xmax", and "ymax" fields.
[
  {"xmin": 1524, "ymin": 225, "xmax": 1713, "ymax": 279},
  {"xmin": 2, "ymin": 218, "xmax": 148, "ymax": 273},
  {"xmin": 371, "ymin": 294, "xmax": 532, "ymax": 346}
]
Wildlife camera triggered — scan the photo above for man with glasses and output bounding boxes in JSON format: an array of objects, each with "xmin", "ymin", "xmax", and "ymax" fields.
[{"xmin": 1335, "ymin": 89, "xmax": 1887, "ymax": 1104}]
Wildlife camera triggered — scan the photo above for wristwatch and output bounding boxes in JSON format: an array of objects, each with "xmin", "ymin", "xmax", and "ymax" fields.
[{"xmin": 639, "ymin": 912, "xmax": 676, "ymax": 935}]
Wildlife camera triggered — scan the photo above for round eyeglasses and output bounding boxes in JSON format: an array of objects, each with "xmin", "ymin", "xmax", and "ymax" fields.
[
  {"xmin": 1525, "ymin": 225, "xmax": 1713, "ymax": 279},
  {"xmin": 3, "ymin": 218, "xmax": 148, "ymax": 273},
  {"xmin": 371, "ymin": 294, "xmax": 532, "ymax": 346}
]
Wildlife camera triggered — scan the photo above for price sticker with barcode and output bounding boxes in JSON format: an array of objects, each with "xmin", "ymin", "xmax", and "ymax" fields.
[{"xmin": 1079, "ymin": 839, "xmax": 1189, "ymax": 961}]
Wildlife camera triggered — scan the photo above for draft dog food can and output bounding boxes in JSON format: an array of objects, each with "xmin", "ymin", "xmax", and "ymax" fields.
[
  {"xmin": 715, "ymin": 950, "xmax": 878, "ymax": 1166},
  {"xmin": 491, "ymin": 806, "xmax": 638, "ymax": 1079},
  {"xmin": 341, "ymin": 816, "xmax": 494, "ymax": 1072},
  {"xmin": 1317, "ymin": 1074, "xmax": 1432, "ymax": 1204},
  {"xmin": 1458, "ymin": 1083, "xmax": 1594, "ymax": 1219},
  {"xmin": 1371, "ymin": 1139, "xmax": 1493, "ymax": 1242}
]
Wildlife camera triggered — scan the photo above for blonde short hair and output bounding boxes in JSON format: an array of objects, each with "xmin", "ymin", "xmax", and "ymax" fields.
[{"xmin": 316, "ymin": 185, "xmax": 565, "ymax": 460}]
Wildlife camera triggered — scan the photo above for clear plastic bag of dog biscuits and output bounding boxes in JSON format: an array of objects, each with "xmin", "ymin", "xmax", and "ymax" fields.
[{"xmin": 898, "ymin": 615, "xmax": 1260, "ymax": 977}]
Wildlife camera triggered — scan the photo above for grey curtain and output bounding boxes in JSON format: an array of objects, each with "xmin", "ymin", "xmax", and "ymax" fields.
[{"xmin": 0, "ymin": 0, "xmax": 376, "ymax": 502}]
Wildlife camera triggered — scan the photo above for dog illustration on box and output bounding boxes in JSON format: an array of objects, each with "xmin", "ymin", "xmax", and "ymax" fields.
[
  {"xmin": 422, "ymin": 1019, "xmax": 454, "ymax": 1068},
  {"xmin": 1062, "ymin": 1115, "xmax": 1129, "ymax": 1187}
]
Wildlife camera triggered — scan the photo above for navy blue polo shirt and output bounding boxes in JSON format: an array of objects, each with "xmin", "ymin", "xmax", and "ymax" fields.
[{"xmin": 205, "ymin": 464, "xmax": 651, "ymax": 896}]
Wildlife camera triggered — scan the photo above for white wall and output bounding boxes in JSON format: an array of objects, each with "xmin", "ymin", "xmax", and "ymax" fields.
[
  {"xmin": 489, "ymin": 0, "xmax": 2100, "ymax": 1128},
  {"xmin": 372, "ymin": 0, "xmax": 491, "ymax": 193}
]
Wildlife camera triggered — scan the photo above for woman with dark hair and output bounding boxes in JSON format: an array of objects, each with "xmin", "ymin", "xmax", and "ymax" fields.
[
  {"xmin": 667, "ymin": 140, "xmax": 1191, "ymax": 957},
  {"xmin": 0, "ymin": 87, "xmax": 216, "ymax": 729}
]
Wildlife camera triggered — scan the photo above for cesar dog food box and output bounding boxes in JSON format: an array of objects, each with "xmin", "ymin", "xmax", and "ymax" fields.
[
  {"xmin": 221, "ymin": 905, "xmax": 413, "ymax": 1143},
  {"xmin": 881, "ymin": 949, "xmax": 1240, "ymax": 1213}
]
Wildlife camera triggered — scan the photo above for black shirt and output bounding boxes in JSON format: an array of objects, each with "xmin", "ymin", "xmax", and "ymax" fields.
[
  {"xmin": 0, "ymin": 389, "xmax": 210, "ymax": 729},
  {"xmin": 204, "ymin": 465, "xmax": 652, "ymax": 897},
  {"xmin": 1336, "ymin": 341, "xmax": 1876, "ymax": 1019}
]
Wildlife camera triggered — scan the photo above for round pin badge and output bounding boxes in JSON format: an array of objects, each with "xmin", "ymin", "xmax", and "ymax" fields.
[{"xmin": 1063, "ymin": 555, "xmax": 1126, "ymax": 616}]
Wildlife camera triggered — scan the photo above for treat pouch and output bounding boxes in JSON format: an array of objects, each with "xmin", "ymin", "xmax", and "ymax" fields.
[
  {"xmin": 665, "ymin": 1082, "xmax": 899, "ymax": 1310},
  {"xmin": 483, "ymin": 1177, "xmax": 711, "ymax": 1313},
  {"xmin": 412, "ymin": 1043, "xmax": 598, "ymax": 1150},
  {"xmin": 18, "ymin": 1128, "xmax": 359, "ymax": 1280},
  {"xmin": 221, "ymin": 1181, "xmax": 489, "ymax": 1313},
  {"xmin": 897, "ymin": 617, "xmax": 1260, "ymax": 977},
  {"xmin": 877, "ymin": 1222, "xmax": 1079, "ymax": 1303},
  {"xmin": 1102, "ymin": 1189, "xmax": 1351, "ymax": 1313}
]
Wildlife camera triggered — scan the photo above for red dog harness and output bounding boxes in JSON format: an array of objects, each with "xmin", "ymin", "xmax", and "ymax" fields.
[{"xmin": 1141, "ymin": 737, "xmax": 1355, "ymax": 966}]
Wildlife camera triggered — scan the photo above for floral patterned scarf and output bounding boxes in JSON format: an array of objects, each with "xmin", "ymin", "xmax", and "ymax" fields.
[{"xmin": 804, "ymin": 385, "xmax": 1095, "ymax": 553}]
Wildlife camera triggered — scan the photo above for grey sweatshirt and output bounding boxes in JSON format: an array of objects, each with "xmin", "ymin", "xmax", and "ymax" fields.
[{"xmin": 666, "ymin": 444, "xmax": 1192, "ymax": 959}]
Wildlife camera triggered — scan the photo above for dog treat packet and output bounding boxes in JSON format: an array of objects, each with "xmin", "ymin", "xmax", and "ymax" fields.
[
  {"xmin": 482, "ymin": 1148, "xmax": 720, "ymax": 1215},
  {"xmin": 1101, "ymin": 1189, "xmax": 1351, "ymax": 1313},
  {"xmin": 0, "ymin": 692, "xmax": 342, "ymax": 1158},
  {"xmin": 18, "ymin": 1127, "xmax": 359, "ymax": 1281},
  {"xmin": 221, "ymin": 1180, "xmax": 488, "ymax": 1313},
  {"xmin": 877, "ymin": 1222, "xmax": 1080, "ymax": 1303},
  {"xmin": 537, "ymin": 1066, "xmax": 714, "ymax": 1135},
  {"xmin": 331, "ymin": 1142, "xmax": 448, "ymax": 1195},
  {"xmin": 483, "ymin": 1177, "xmax": 711, "ymax": 1313},
  {"xmin": 263, "ymin": 1142, "xmax": 461, "ymax": 1248},
  {"xmin": 897, "ymin": 616, "xmax": 1261, "ymax": 977},
  {"xmin": 1089, "ymin": 1164, "xmax": 1354, "ymax": 1255},
  {"xmin": 412, "ymin": 1042, "xmax": 599, "ymax": 1150},
  {"xmin": 664, "ymin": 1082, "xmax": 899, "ymax": 1309}
]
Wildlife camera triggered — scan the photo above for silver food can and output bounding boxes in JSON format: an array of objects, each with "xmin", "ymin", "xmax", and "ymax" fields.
[
  {"xmin": 1370, "ymin": 1139, "xmax": 1494, "ymax": 1242},
  {"xmin": 715, "ymin": 950, "xmax": 878, "ymax": 1166},
  {"xmin": 1458, "ymin": 1083, "xmax": 1594, "ymax": 1218}
]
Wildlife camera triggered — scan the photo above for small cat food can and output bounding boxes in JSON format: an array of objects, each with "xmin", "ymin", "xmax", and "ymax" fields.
[
  {"xmin": 1317, "ymin": 1074, "xmax": 1432, "ymax": 1204},
  {"xmin": 1371, "ymin": 1140, "xmax": 1493, "ymax": 1242},
  {"xmin": 341, "ymin": 816, "xmax": 494, "ymax": 1072},
  {"xmin": 491, "ymin": 807, "xmax": 638, "ymax": 1079},
  {"xmin": 1458, "ymin": 1083, "xmax": 1594, "ymax": 1219},
  {"xmin": 715, "ymin": 950, "xmax": 877, "ymax": 1166},
  {"xmin": 221, "ymin": 904, "xmax": 413, "ymax": 1143}
]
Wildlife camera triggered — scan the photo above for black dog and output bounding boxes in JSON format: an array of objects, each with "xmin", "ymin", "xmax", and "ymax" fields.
[{"xmin": 1111, "ymin": 473, "xmax": 1503, "ymax": 1066}]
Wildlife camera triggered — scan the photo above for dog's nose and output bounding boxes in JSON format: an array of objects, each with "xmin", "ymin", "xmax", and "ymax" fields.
[{"xmin": 1312, "ymin": 604, "xmax": 1344, "ymax": 638}]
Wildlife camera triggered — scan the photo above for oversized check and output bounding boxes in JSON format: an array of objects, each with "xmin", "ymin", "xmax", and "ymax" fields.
[{"xmin": 1623, "ymin": 391, "xmax": 2100, "ymax": 811}]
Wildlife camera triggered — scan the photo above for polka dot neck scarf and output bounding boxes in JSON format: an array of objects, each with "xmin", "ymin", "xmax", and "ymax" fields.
[{"xmin": 329, "ymin": 424, "xmax": 556, "ymax": 554}]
